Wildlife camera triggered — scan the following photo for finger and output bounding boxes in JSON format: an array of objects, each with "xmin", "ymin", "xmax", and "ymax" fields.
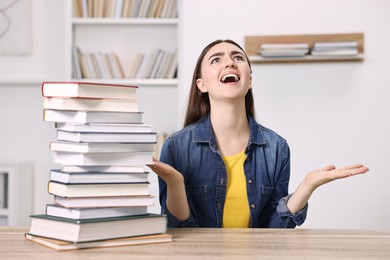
[
  {"xmin": 339, "ymin": 164, "xmax": 365, "ymax": 171},
  {"xmin": 322, "ymin": 165, "xmax": 336, "ymax": 171}
]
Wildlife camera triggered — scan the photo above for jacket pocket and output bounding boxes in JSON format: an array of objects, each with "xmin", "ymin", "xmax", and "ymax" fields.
[
  {"xmin": 258, "ymin": 185, "xmax": 275, "ymax": 210},
  {"xmin": 185, "ymin": 185, "xmax": 208, "ymax": 225}
]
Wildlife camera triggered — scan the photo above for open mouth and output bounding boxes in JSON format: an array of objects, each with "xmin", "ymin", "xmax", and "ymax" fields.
[{"xmin": 220, "ymin": 74, "xmax": 240, "ymax": 83}]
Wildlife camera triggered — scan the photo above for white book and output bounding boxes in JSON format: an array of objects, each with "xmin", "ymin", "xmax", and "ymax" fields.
[
  {"xmin": 44, "ymin": 110, "xmax": 143, "ymax": 124},
  {"xmin": 150, "ymin": 50, "xmax": 166, "ymax": 78},
  {"xmin": 48, "ymin": 181, "xmax": 151, "ymax": 197},
  {"xmin": 50, "ymin": 169, "xmax": 149, "ymax": 184},
  {"xmin": 311, "ymin": 49, "xmax": 358, "ymax": 56},
  {"xmin": 130, "ymin": 0, "xmax": 142, "ymax": 17},
  {"xmin": 141, "ymin": 49, "xmax": 160, "ymax": 78},
  {"xmin": 313, "ymin": 41, "xmax": 358, "ymax": 50},
  {"xmin": 259, "ymin": 43, "xmax": 309, "ymax": 50},
  {"xmin": 41, "ymin": 82, "xmax": 138, "ymax": 100},
  {"xmin": 54, "ymin": 195, "xmax": 154, "ymax": 208},
  {"xmin": 158, "ymin": 51, "xmax": 173, "ymax": 78},
  {"xmin": 126, "ymin": 53, "xmax": 145, "ymax": 79},
  {"xmin": 260, "ymin": 49, "xmax": 308, "ymax": 57},
  {"xmin": 114, "ymin": 0, "xmax": 124, "ymax": 18},
  {"xmin": 166, "ymin": 48, "xmax": 177, "ymax": 78},
  {"xmin": 43, "ymin": 97, "xmax": 139, "ymax": 112},
  {"xmin": 55, "ymin": 123, "xmax": 153, "ymax": 133},
  {"xmin": 137, "ymin": 0, "xmax": 151, "ymax": 18},
  {"xmin": 56, "ymin": 130, "xmax": 157, "ymax": 143},
  {"xmin": 61, "ymin": 165, "xmax": 147, "ymax": 173},
  {"xmin": 96, "ymin": 52, "xmax": 111, "ymax": 78},
  {"xmin": 50, "ymin": 141, "xmax": 156, "ymax": 153},
  {"xmin": 46, "ymin": 204, "xmax": 147, "ymax": 219},
  {"xmin": 53, "ymin": 151, "xmax": 153, "ymax": 166}
]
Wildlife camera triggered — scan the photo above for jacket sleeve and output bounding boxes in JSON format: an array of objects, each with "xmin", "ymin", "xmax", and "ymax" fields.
[
  {"xmin": 158, "ymin": 137, "xmax": 198, "ymax": 227},
  {"xmin": 259, "ymin": 141, "xmax": 308, "ymax": 228}
]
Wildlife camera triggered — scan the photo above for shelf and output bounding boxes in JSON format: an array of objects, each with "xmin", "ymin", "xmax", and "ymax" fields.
[
  {"xmin": 72, "ymin": 18, "xmax": 178, "ymax": 25},
  {"xmin": 245, "ymin": 33, "xmax": 364, "ymax": 63},
  {"xmin": 70, "ymin": 78, "xmax": 178, "ymax": 86},
  {"xmin": 248, "ymin": 53, "xmax": 364, "ymax": 63}
]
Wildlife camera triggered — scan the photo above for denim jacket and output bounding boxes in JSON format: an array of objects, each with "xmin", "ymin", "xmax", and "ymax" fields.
[{"xmin": 158, "ymin": 115, "xmax": 308, "ymax": 228}]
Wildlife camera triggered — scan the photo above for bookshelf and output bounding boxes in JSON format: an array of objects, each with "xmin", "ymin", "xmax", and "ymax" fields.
[
  {"xmin": 65, "ymin": 0, "xmax": 179, "ymax": 86},
  {"xmin": 245, "ymin": 33, "xmax": 364, "ymax": 63},
  {"xmin": 0, "ymin": 162, "xmax": 33, "ymax": 226}
]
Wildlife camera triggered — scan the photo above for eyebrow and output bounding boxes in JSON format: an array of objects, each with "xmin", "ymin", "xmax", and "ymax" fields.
[{"xmin": 207, "ymin": 50, "xmax": 244, "ymax": 61}]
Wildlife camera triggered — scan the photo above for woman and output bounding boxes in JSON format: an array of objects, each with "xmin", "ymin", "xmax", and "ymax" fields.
[{"xmin": 148, "ymin": 39, "xmax": 369, "ymax": 228}]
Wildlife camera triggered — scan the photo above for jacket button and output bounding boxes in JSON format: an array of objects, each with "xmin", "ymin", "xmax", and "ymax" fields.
[
  {"xmin": 248, "ymin": 179, "xmax": 253, "ymax": 184},
  {"xmin": 251, "ymin": 204, "xmax": 256, "ymax": 209}
]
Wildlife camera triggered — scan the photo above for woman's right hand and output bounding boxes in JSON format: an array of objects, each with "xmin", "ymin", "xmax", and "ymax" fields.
[{"xmin": 147, "ymin": 156, "xmax": 184, "ymax": 186}]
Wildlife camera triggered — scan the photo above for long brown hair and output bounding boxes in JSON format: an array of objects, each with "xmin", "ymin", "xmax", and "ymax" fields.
[{"xmin": 183, "ymin": 39, "xmax": 255, "ymax": 127}]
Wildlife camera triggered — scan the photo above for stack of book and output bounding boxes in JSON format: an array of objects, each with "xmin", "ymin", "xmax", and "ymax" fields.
[
  {"xmin": 72, "ymin": 47, "xmax": 177, "ymax": 80},
  {"xmin": 72, "ymin": 0, "xmax": 178, "ymax": 19},
  {"xmin": 311, "ymin": 41, "xmax": 359, "ymax": 57},
  {"xmin": 26, "ymin": 81, "xmax": 172, "ymax": 251},
  {"xmin": 258, "ymin": 43, "xmax": 309, "ymax": 58}
]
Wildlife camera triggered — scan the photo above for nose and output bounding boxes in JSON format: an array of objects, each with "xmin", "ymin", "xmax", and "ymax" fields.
[{"xmin": 225, "ymin": 56, "xmax": 235, "ymax": 67}]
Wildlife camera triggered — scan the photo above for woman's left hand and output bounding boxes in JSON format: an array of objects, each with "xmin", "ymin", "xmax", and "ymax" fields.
[
  {"xmin": 304, "ymin": 164, "xmax": 369, "ymax": 191},
  {"xmin": 287, "ymin": 164, "xmax": 369, "ymax": 214}
]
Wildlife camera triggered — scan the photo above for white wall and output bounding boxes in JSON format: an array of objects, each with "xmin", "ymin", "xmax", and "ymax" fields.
[
  {"xmin": 0, "ymin": 0, "xmax": 388, "ymax": 229},
  {"xmin": 179, "ymin": 0, "xmax": 390, "ymax": 229}
]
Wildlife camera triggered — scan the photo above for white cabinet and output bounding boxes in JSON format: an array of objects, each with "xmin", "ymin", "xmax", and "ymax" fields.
[
  {"xmin": 0, "ymin": 162, "xmax": 33, "ymax": 226},
  {"xmin": 64, "ymin": 1, "xmax": 180, "ymax": 134},
  {"xmin": 65, "ymin": 1, "xmax": 179, "ymax": 86}
]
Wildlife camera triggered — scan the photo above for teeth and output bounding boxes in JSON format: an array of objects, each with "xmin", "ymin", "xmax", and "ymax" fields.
[{"xmin": 221, "ymin": 74, "xmax": 239, "ymax": 83}]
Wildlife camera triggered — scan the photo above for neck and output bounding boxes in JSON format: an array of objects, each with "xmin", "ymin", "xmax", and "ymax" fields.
[{"xmin": 210, "ymin": 100, "xmax": 250, "ymax": 156}]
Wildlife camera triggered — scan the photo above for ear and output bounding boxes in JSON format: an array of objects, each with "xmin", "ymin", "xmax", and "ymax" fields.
[
  {"xmin": 249, "ymin": 74, "xmax": 252, "ymax": 89},
  {"xmin": 196, "ymin": 78, "xmax": 208, "ymax": 93}
]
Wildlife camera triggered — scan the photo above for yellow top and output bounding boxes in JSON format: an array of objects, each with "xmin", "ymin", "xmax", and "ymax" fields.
[{"xmin": 222, "ymin": 150, "xmax": 250, "ymax": 228}]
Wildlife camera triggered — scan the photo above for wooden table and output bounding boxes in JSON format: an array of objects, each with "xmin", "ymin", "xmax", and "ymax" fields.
[{"xmin": 1, "ymin": 227, "xmax": 390, "ymax": 259}]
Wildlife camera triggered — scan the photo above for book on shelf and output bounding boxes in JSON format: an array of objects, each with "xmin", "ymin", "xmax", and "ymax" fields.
[
  {"xmin": 48, "ymin": 181, "xmax": 150, "ymax": 198},
  {"xmin": 44, "ymin": 110, "xmax": 143, "ymax": 124},
  {"xmin": 311, "ymin": 49, "xmax": 359, "ymax": 56},
  {"xmin": 138, "ymin": 0, "xmax": 152, "ymax": 18},
  {"xmin": 72, "ymin": 46, "xmax": 82, "ymax": 79},
  {"xmin": 56, "ymin": 130, "xmax": 157, "ymax": 143},
  {"xmin": 311, "ymin": 41, "xmax": 359, "ymax": 57},
  {"xmin": 312, "ymin": 41, "xmax": 358, "ymax": 50},
  {"xmin": 54, "ymin": 194, "xmax": 155, "ymax": 208},
  {"xmin": 259, "ymin": 49, "xmax": 309, "ymax": 57},
  {"xmin": 259, "ymin": 43, "xmax": 309, "ymax": 50},
  {"xmin": 43, "ymin": 97, "xmax": 139, "ymax": 112},
  {"xmin": 140, "ymin": 48, "xmax": 161, "ymax": 79},
  {"xmin": 73, "ymin": 0, "xmax": 177, "ymax": 18},
  {"xmin": 55, "ymin": 122, "xmax": 154, "ymax": 133},
  {"xmin": 25, "ymin": 232, "xmax": 172, "ymax": 251},
  {"xmin": 52, "ymin": 151, "xmax": 153, "ymax": 166},
  {"xmin": 42, "ymin": 82, "xmax": 137, "ymax": 100},
  {"xmin": 49, "ymin": 169, "xmax": 149, "ymax": 184},
  {"xmin": 127, "ymin": 53, "xmax": 145, "ymax": 79},
  {"xmin": 166, "ymin": 48, "xmax": 178, "ymax": 78},
  {"xmin": 61, "ymin": 165, "xmax": 147, "ymax": 173},
  {"xmin": 0, "ymin": 172, "xmax": 6, "ymax": 209},
  {"xmin": 46, "ymin": 203, "xmax": 148, "ymax": 220},
  {"xmin": 28, "ymin": 213, "xmax": 167, "ymax": 243},
  {"xmin": 50, "ymin": 141, "xmax": 156, "ymax": 153},
  {"xmin": 258, "ymin": 43, "xmax": 309, "ymax": 57},
  {"xmin": 150, "ymin": 49, "xmax": 166, "ymax": 78}
]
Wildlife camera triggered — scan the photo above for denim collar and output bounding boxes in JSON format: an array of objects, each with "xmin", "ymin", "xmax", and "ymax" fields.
[{"xmin": 193, "ymin": 114, "xmax": 267, "ymax": 150}]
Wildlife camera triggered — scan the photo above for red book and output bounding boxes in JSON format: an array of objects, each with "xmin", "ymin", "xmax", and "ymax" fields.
[{"xmin": 41, "ymin": 82, "xmax": 138, "ymax": 100}]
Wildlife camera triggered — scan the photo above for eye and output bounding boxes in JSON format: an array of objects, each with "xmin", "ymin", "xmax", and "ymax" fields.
[
  {"xmin": 234, "ymin": 55, "xmax": 244, "ymax": 61},
  {"xmin": 211, "ymin": 57, "xmax": 220, "ymax": 64}
]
